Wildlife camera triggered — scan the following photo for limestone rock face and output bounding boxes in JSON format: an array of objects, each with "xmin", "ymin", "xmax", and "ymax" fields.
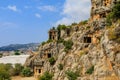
[
  {"xmin": 25, "ymin": 20, "xmax": 120, "ymax": 80},
  {"xmin": 24, "ymin": 1, "xmax": 120, "ymax": 79},
  {"xmin": 90, "ymin": 0, "xmax": 119, "ymax": 28}
]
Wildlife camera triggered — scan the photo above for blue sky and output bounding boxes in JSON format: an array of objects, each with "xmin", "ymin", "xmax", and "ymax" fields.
[{"xmin": 0, "ymin": 0, "xmax": 91, "ymax": 47}]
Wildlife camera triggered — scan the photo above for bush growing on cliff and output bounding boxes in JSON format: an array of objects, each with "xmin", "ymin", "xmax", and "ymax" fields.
[
  {"xmin": 47, "ymin": 39, "xmax": 53, "ymax": 43},
  {"xmin": 57, "ymin": 24, "xmax": 68, "ymax": 30},
  {"xmin": 106, "ymin": 1, "xmax": 120, "ymax": 26},
  {"xmin": 63, "ymin": 40, "xmax": 73, "ymax": 52},
  {"xmin": 57, "ymin": 38, "xmax": 64, "ymax": 43},
  {"xmin": 108, "ymin": 27, "xmax": 120, "ymax": 43},
  {"xmin": 58, "ymin": 64, "xmax": 63, "ymax": 70},
  {"xmin": 86, "ymin": 66, "xmax": 94, "ymax": 74},
  {"xmin": 39, "ymin": 71, "xmax": 53, "ymax": 80},
  {"xmin": 49, "ymin": 57, "xmax": 56, "ymax": 65},
  {"xmin": 80, "ymin": 20, "xmax": 88, "ymax": 25},
  {"xmin": 41, "ymin": 41, "xmax": 46, "ymax": 45},
  {"xmin": 111, "ymin": 2, "xmax": 120, "ymax": 20},
  {"xmin": 65, "ymin": 70, "xmax": 79, "ymax": 80}
]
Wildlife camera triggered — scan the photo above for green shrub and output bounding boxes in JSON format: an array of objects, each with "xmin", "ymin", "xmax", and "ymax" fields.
[
  {"xmin": 65, "ymin": 70, "xmax": 79, "ymax": 80},
  {"xmin": 39, "ymin": 71, "xmax": 53, "ymax": 80},
  {"xmin": 86, "ymin": 66, "xmax": 94, "ymax": 74},
  {"xmin": 58, "ymin": 64, "xmax": 63, "ymax": 70},
  {"xmin": 21, "ymin": 67, "xmax": 32, "ymax": 77},
  {"xmin": 57, "ymin": 24, "xmax": 68, "ymax": 30},
  {"xmin": 14, "ymin": 50, "xmax": 20, "ymax": 55},
  {"xmin": 111, "ymin": 2, "xmax": 120, "ymax": 20},
  {"xmin": 63, "ymin": 40, "xmax": 73, "ymax": 52},
  {"xmin": 86, "ymin": 26, "xmax": 91, "ymax": 30},
  {"xmin": 106, "ymin": 13, "xmax": 113, "ymax": 26},
  {"xmin": 47, "ymin": 39, "xmax": 53, "ymax": 43},
  {"xmin": 80, "ymin": 20, "xmax": 88, "ymax": 25},
  {"xmin": 14, "ymin": 63, "xmax": 23, "ymax": 76},
  {"xmin": 79, "ymin": 50, "xmax": 86, "ymax": 57},
  {"xmin": 49, "ymin": 57, "xmax": 56, "ymax": 65},
  {"xmin": 108, "ymin": 29, "xmax": 116, "ymax": 40},
  {"xmin": 0, "ymin": 53, "xmax": 2, "ymax": 58},
  {"xmin": 41, "ymin": 41, "xmax": 46, "ymax": 45},
  {"xmin": 0, "ymin": 70, "xmax": 11, "ymax": 80},
  {"xmin": 71, "ymin": 23, "xmax": 77, "ymax": 26},
  {"xmin": 57, "ymin": 38, "xmax": 64, "ymax": 43},
  {"xmin": 106, "ymin": 1, "xmax": 120, "ymax": 25},
  {"xmin": 0, "ymin": 64, "xmax": 11, "ymax": 80},
  {"xmin": 108, "ymin": 26, "xmax": 120, "ymax": 43}
]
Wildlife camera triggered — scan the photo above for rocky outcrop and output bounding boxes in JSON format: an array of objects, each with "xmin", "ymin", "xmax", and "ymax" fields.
[
  {"xmin": 25, "ymin": 20, "xmax": 120, "ymax": 80},
  {"xmin": 24, "ymin": 0, "xmax": 120, "ymax": 80}
]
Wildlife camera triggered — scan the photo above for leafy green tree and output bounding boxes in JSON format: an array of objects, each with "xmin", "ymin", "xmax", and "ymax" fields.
[
  {"xmin": 39, "ymin": 71, "xmax": 53, "ymax": 80},
  {"xmin": 21, "ymin": 67, "xmax": 32, "ymax": 77}
]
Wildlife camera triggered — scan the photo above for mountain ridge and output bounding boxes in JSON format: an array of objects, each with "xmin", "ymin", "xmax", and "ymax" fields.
[{"xmin": 0, "ymin": 43, "xmax": 39, "ymax": 51}]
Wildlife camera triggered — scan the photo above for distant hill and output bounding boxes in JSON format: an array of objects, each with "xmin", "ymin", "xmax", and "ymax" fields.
[{"xmin": 0, "ymin": 43, "xmax": 39, "ymax": 51}]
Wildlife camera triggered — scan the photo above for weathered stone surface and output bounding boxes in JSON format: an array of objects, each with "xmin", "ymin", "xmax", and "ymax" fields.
[{"xmin": 24, "ymin": 1, "xmax": 120, "ymax": 80}]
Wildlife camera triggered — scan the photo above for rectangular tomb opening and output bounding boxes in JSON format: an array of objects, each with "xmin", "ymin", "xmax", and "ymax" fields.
[
  {"xmin": 84, "ymin": 37, "xmax": 92, "ymax": 43},
  {"xmin": 47, "ymin": 53, "xmax": 51, "ymax": 58}
]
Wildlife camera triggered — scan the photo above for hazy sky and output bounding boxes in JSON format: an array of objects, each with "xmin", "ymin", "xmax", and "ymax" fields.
[{"xmin": 0, "ymin": 0, "xmax": 91, "ymax": 47}]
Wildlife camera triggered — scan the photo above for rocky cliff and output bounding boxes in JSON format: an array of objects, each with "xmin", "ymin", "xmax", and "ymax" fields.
[{"xmin": 25, "ymin": 0, "xmax": 120, "ymax": 80}]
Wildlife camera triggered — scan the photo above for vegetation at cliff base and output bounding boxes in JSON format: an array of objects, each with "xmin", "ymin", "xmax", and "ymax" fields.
[
  {"xmin": 21, "ymin": 67, "xmax": 32, "ymax": 77},
  {"xmin": 14, "ymin": 63, "xmax": 23, "ymax": 75},
  {"xmin": 0, "ymin": 64, "xmax": 12, "ymax": 80},
  {"xmin": 39, "ymin": 71, "xmax": 53, "ymax": 80},
  {"xmin": 0, "ymin": 63, "xmax": 33, "ymax": 79}
]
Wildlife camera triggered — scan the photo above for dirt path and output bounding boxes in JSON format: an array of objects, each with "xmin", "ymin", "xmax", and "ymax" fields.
[{"xmin": 12, "ymin": 76, "xmax": 36, "ymax": 80}]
